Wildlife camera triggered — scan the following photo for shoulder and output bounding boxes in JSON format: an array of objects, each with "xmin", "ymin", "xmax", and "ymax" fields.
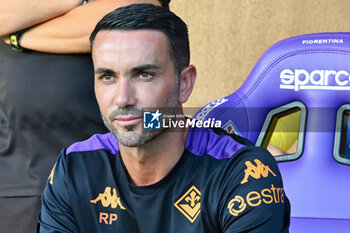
[
  {"xmin": 46, "ymin": 133, "xmax": 121, "ymax": 198},
  {"xmin": 216, "ymin": 146, "xmax": 282, "ymax": 191},
  {"xmin": 60, "ymin": 133, "xmax": 120, "ymax": 176},
  {"xmin": 66, "ymin": 133, "xmax": 119, "ymax": 156},
  {"xmin": 185, "ymin": 127, "xmax": 247, "ymax": 159},
  {"xmin": 208, "ymin": 146, "xmax": 290, "ymax": 231}
]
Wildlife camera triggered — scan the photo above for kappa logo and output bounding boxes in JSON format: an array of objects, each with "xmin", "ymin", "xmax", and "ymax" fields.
[
  {"xmin": 240, "ymin": 159, "xmax": 277, "ymax": 184},
  {"xmin": 48, "ymin": 163, "xmax": 56, "ymax": 185},
  {"xmin": 91, "ymin": 187, "xmax": 126, "ymax": 210},
  {"xmin": 91, "ymin": 187, "xmax": 126, "ymax": 225},
  {"xmin": 174, "ymin": 185, "xmax": 201, "ymax": 223}
]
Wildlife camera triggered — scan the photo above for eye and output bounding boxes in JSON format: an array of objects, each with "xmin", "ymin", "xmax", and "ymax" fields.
[
  {"xmin": 99, "ymin": 74, "xmax": 115, "ymax": 83},
  {"xmin": 139, "ymin": 72, "xmax": 153, "ymax": 80}
]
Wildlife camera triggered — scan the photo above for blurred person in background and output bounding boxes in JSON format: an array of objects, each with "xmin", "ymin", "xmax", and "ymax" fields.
[{"xmin": 0, "ymin": 0, "xmax": 169, "ymax": 231}]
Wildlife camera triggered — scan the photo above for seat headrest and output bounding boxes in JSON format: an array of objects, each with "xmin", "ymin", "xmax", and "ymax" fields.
[
  {"xmin": 195, "ymin": 32, "xmax": 350, "ymax": 138},
  {"xmin": 193, "ymin": 32, "xmax": 350, "ymax": 230}
]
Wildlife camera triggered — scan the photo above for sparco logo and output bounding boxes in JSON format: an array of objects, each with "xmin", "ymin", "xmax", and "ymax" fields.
[{"xmin": 279, "ymin": 69, "xmax": 350, "ymax": 91}]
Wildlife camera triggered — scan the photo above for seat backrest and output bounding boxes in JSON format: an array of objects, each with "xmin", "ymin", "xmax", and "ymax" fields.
[{"xmin": 194, "ymin": 32, "xmax": 350, "ymax": 231}]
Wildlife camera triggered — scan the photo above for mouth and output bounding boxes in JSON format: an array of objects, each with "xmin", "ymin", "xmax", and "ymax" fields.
[{"xmin": 113, "ymin": 116, "xmax": 143, "ymax": 127}]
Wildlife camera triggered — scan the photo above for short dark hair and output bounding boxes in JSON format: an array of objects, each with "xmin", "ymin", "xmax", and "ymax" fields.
[
  {"xmin": 90, "ymin": 3, "xmax": 189, "ymax": 76},
  {"xmin": 159, "ymin": 0, "xmax": 170, "ymax": 9}
]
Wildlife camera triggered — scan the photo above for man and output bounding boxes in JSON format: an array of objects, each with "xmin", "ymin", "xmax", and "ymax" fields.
[
  {"xmin": 0, "ymin": 0, "xmax": 168, "ymax": 232},
  {"xmin": 37, "ymin": 4, "xmax": 290, "ymax": 232}
]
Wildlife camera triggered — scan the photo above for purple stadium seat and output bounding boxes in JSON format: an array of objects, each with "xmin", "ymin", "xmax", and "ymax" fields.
[{"xmin": 193, "ymin": 32, "xmax": 350, "ymax": 232}]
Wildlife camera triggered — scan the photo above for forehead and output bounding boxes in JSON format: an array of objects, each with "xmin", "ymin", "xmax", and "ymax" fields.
[{"xmin": 92, "ymin": 29, "xmax": 171, "ymax": 68}]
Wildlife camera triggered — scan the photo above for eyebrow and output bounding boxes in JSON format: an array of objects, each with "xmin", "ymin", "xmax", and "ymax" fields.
[
  {"xmin": 95, "ymin": 67, "xmax": 116, "ymax": 75},
  {"xmin": 94, "ymin": 64, "xmax": 160, "ymax": 75},
  {"xmin": 131, "ymin": 64, "xmax": 160, "ymax": 73}
]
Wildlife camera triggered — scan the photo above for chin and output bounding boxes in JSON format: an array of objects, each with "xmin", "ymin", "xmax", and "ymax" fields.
[
  {"xmin": 117, "ymin": 128, "xmax": 165, "ymax": 148},
  {"xmin": 117, "ymin": 132, "xmax": 144, "ymax": 147}
]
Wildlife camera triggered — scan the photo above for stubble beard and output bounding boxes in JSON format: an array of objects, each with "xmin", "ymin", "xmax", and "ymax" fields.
[
  {"xmin": 103, "ymin": 115, "xmax": 165, "ymax": 147},
  {"xmin": 103, "ymin": 81, "xmax": 180, "ymax": 147}
]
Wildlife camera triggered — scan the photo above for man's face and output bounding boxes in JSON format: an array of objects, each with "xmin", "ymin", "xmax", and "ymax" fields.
[{"xmin": 92, "ymin": 30, "xmax": 179, "ymax": 147}]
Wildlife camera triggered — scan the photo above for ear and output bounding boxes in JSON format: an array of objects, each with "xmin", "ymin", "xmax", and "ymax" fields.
[{"xmin": 178, "ymin": 65, "xmax": 197, "ymax": 104}]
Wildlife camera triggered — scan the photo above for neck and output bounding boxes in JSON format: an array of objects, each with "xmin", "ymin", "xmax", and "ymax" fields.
[{"xmin": 119, "ymin": 126, "xmax": 189, "ymax": 186}]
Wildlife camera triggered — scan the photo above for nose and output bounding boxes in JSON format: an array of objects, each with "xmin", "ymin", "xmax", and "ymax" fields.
[{"xmin": 114, "ymin": 78, "xmax": 137, "ymax": 108}]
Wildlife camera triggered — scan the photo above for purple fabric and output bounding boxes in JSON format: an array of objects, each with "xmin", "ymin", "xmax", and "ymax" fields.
[
  {"xmin": 194, "ymin": 32, "xmax": 350, "ymax": 229},
  {"xmin": 66, "ymin": 133, "xmax": 119, "ymax": 155},
  {"xmin": 185, "ymin": 127, "xmax": 245, "ymax": 159},
  {"xmin": 290, "ymin": 217, "xmax": 350, "ymax": 233},
  {"xmin": 66, "ymin": 127, "xmax": 244, "ymax": 159}
]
